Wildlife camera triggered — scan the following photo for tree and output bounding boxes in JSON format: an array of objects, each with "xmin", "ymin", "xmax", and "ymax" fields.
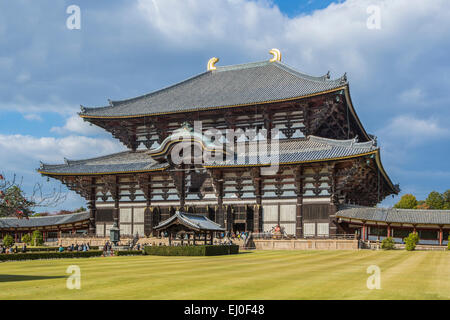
[
  {"xmin": 394, "ymin": 194, "xmax": 417, "ymax": 209},
  {"xmin": 32, "ymin": 230, "xmax": 44, "ymax": 246},
  {"xmin": 55, "ymin": 210, "xmax": 73, "ymax": 215},
  {"xmin": 3, "ymin": 234, "xmax": 14, "ymax": 247},
  {"xmin": 415, "ymin": 202, "xmax": 430, "ymax": 210},
  {"xmin": 381, "ymin": 237, "xmax": 395, "ymax": 250},
  {"xmin": 443, "ymin": 190, "xmax": 450, "ymax": 210},
  {"xmin": 73, "ymin": 206, "xmax": 86, "ymax": 213},
  {"xmin": 21, "ymin": 233, "xmax": 32, "ymax": 245},
  {"xmin": 0, "ymin": 173, "xmax": 66, "ymax": 219},
  {"xmin": 0, "ymin": 185, "xmax": 35, "ymax": 219},
  {"xmin": 425, "ymin": 191, "xmax": 445, "ymax": 210},
  {"xmin": 404, "ymin": 232, "xmax": 419, "ymax": 251}
]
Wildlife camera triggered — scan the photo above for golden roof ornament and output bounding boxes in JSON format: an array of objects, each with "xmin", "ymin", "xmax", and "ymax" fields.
[
  {"xmin": 207, "ymin": 57, "xmax": 219, "ymax": 71},
  {"xmin": 269, "ymin": 48, "xmax": 281, "ymax": 62}
]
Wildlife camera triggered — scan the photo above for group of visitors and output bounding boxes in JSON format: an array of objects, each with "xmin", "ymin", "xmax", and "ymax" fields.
[
  {"xmin": 222, "ymin": 231, "xmax": 248, "ymax": 241},
  {"xmin": 103, "ymin": 241, "xmax": 113, "ymax": 256},
  {"xmin": 0, "ymin": 244, "xmax": 27, "ymax": 254},
  {"xmin": 59, "ymin": 243, "xmax": 90, "ymax": 252}
]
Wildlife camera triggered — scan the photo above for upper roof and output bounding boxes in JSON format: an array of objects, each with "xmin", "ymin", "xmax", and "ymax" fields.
[
  {"xmin": 336, "ymin": 206, "xmax": 450, "ymax": 225},
  {"xmin": 0, "ymin": 212, "xmax": 90, "ymax": 229},
  {"xmin": 154, "ymin": 211, "xmax": 225, "ymax": 232},
  {"xmin": 79, "ymin": 60, "xmax": 347, "ymax": 118},
  {"xmin": 38, "ymin": 135, "xmax": 377, "ymax": 175}
]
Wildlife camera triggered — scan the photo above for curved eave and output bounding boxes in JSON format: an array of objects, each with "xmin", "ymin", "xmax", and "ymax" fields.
[
  {"xmin": 373, "ymin": 149, "xmax": 399, "ymax": 194},
  {"xmin": 154, "ymin": 215, "xmax": 205, "ymax": 232},
  {"xmin": 203, "ymin": 150, "xmax": 378, "ymax": 168},
  {"xmin": 78, "ymin": 86, "xmax": 348, "ymax": 120},
  {"xmin": 343, "ymin": 84, "xmax": 371, "ymax": 142},
  {"xmin": 37, "ymin": 166, "xmax": 168, "ymax": 177}
]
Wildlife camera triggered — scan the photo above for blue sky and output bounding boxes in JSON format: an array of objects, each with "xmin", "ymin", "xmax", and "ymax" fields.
[{"xmin": 0, "ymin": 0, "xmax": 449, "ymax": 212}]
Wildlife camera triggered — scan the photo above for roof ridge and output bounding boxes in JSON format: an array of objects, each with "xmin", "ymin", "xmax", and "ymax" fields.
[
  {"xmin": 214, "ymin": 60, "xmax": 271, "ymax": 72},
  {"xmin": 308, "ymin": 135, "xmax": 376, "ymax": 149},
  {"xmin": 273, "ymin": 61, "xmax": 347, "ymax": 84}
]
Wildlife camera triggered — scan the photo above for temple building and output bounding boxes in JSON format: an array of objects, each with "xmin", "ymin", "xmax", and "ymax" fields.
[{"xmin": 37, "ymin": 50, "xmax": 400, "ymax": 239}]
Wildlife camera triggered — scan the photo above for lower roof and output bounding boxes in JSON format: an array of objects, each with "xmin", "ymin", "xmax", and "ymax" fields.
[
  {"xmin": 337, "ymin": 206, "xmax": 450, "ymax": 226},
  {"xmin": 154, "ymin": 211, "xmax": 225, "ymax": 232},
  {"xmin": 0, "ymin": 212, "xmax": 90, "ymax": 229}
]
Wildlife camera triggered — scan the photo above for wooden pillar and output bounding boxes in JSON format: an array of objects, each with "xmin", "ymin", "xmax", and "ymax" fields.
[
  {"xmin": 362, "ymin": 222, "xmax": 367, "ymax": 241},
  {"xmin": 113, "ymin": 176, "xmax": 120, "ymax": 227},
  {"xmin": 88, "ymin": 177, "xmax": 97, "ymax": 235},
  {"xmin": 204, "ymin": 232, "xmax": 207, "ymax": 245},
  {"xmin": 329, "ymin": 164, "xmax": 338, "ymax": 236},
  {"xmin": 439, "ymin": 227, "xmax": 443, "ymax": 246},
  {"xmin": 252, "ymin": 167, "xmax": 262, "ymax": 234},
  {"xmin": 213, "ymin": 170, "xmax": 225, "ymax": 228},
  {"xmin": 294, "ymin": 166, "xmax": 304, "ymax": 238},
  {"xmin": 146, "ymin": 176, "xmax": 153, "ymax": 236},
  {"xmin": 193, "ymin": 233, "xmax": 196, "ymax": 246},
  {"xmin": 180, "ymin": 168, "xmax": 186, "ymax": 210},
  {"xmin": 387, "ymin": 224, "xmax": 391, "ymax": 238}
]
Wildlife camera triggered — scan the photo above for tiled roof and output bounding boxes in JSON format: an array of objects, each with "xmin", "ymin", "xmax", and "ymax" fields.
[
  {"xmin": 336, "ymin": 205, "xmax": 450, "ymax": 225},
  {"xmin": 0, "ymin": 212, "xmax": 90, "ymax": 229},
  {"xmin": 205, "ymin": 135, "xmax": 377, "ymax": 167},
  {"xmin": 38, "ymin": 136, "xmax": 376, "ymax": 175},
  {"xmin": 154, "ymin": 211, "xmax": 225, "ymax": 232},
  {"xmin": 80, "ymin": 60, "xmax": 346, "ymax": 118},
  {"xmin": 39, "ymin": 150, "xmax": 168, "ymax": 175}
]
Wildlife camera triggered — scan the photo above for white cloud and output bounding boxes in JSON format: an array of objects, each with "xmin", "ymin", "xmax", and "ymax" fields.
[
  {"xmin": 398, "ymin": 87, "xmax": 425, "ymax": 106},
  {"xmin": 23, "ymin": 113, "xmax": 43, "ymax": 121},
  {"xmin": 51, "ymin": 115, "xmax": 105, "ymax": 136},
  {"xmin": 16, "ymin": 72, "xmax": 31, "ymax": 84},
  {"xmin": 378, "ymin": 115, "xmax": 450, "ymax": 146},
  {"xmin": 0, "ymin": 96, "xmax": 76, "ymax": 115},
  {"xmin": 136, "ymin": 0, "xmax": 450, "ymax": 83},
  {"xmin": 0, "ymin": 134, "xmax": 125, "ymax": 165}
]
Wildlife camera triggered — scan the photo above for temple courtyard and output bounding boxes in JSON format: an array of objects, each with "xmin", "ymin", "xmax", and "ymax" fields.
[{"xmin": 1, "ymin": 250, "xmax": 449, "ymax": 300}]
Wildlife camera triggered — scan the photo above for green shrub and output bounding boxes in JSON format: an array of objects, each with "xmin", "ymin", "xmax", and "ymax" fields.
[
  {"xmin": 0, "ymin": 250, "xmax": 103, "ymax": 261},
  {"xmin": 32, "ymin": 230, "xmax": 44, "ymax": 246},
  {"xmin": 115, "ymin": 250, "xmax": 143, "ymax": 256},
  {"xmin": 404, "ymin": 232, "xmax": 420, "ymax": 251},
  {"xmin": 27, "ymin": 247, "xmax": 60, "ymax": 252},
  {"xmin": 447, "ymin": 236, "xmax": 450, "ymax": 251},
  {"xmin": 144, "ymin": 245, "xmax": 239, "ymax": 256},
  {"xmin": 21, "ymin": 234, "xmax": 32, "ymax": 245},
  {"xmin": 3, "ymin": 235, "xmax": 14, "ymax": 247},
  {"xmin": 24, "ymin": 246, "xmax": 100, "ymax": 252},
  {"xmin": 381, "ymin": 237, "xmax": 395, "ymax": 250}
]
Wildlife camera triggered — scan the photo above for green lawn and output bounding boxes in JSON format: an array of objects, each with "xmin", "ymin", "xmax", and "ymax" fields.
[{"xmin": 0, "ymin": 250, "xmax": 449, "ymax": 299}]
